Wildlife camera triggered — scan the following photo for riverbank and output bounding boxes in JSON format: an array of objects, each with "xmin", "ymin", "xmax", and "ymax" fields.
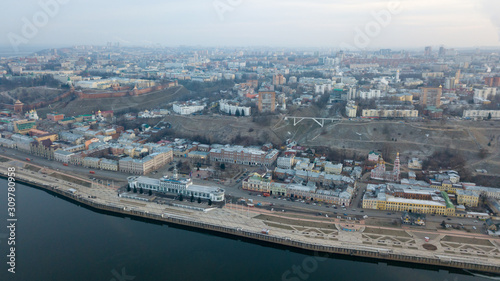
[{"xmin": 1, "ymin": 162, "xmax": 499, "ymax": 275}]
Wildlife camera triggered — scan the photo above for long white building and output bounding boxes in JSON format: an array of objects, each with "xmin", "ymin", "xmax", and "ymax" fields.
[
  {"xmin": 219, "ymin": 100, "xmax": 251, "ymax": 116},
  {"xmin": 127, "ymin": 173, "xmax": 225, "ymax": 202},
  {"xmin": 172, "ymin": 102, "xmax": 206, "ymax": 115},
  {"xmin": 463, "ymin": 110, "xmax": 500, "ymax": 120}
]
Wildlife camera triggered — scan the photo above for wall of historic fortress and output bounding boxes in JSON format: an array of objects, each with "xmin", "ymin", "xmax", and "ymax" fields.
[
  {"xmin": 76, "ymin": 81, "xmax": 178, "ymax": 100},
  {"xmin": 25, "ymin": 90, "xmax": 73, "ymax": 110},
  {"xmin": 17, "ymin": 81, "xmax": 179, "ymax": 110}
]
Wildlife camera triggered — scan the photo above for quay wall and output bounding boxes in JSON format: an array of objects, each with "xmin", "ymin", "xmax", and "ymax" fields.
[{"xmin": 2, "ymin": 172, "xmax": 499, "ymax": 275}]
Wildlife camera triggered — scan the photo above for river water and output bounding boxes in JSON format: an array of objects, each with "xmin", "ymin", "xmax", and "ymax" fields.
[{"xmin": 0, "ymin": 179, "xmax": 488, "ymax": 281}]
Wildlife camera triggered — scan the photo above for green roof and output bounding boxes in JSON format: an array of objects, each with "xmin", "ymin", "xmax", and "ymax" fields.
[{"xmin": 441, "ymin": 191, "xmax": 455, "ymax": 209}]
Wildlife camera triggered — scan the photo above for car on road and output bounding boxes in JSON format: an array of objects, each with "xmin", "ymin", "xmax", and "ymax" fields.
[
  {"xmin": 387, "ymin": 213, "xmax": 391, "ymax": 215},
  {"xmin": 447, "ymin": 218, "xmax": 451, "ymax": 220}
]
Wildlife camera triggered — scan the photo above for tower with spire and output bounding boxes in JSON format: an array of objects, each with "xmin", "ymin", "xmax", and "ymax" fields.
[
  {"xmin": 370, "ymin": 152, "xmax": 401, "ymax": 182},
  {"xmin": 393, "ymin": 152, "xmax": 401, "ymax": 182}
]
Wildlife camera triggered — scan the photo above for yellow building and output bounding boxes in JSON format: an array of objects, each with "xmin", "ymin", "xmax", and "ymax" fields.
[
  {"xmin": 34, "ymin": 133, "xmax": 58, "ymax": 143},
  {"xmin": 430, "ymin": 181, "xmax": 459, "ymax": 194},
  {"xmin": 363, "ymin": 186, "xmax": 456, "ymax": 215},
  {"xmin": 456, "ymin": 190, "xmax": 479, "ymax": 207},
  {"xmin": 242, "ymin": 173, "xmax": 271, "ymax": 193},
  {"xmin": 13, "ymin": 120, "xmax": 36, "ymax": 134}
]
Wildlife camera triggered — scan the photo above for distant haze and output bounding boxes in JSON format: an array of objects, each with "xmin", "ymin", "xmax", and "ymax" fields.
[{"xmin": 1, "ymin": 0, "xmax": 500, "ymax": 49}]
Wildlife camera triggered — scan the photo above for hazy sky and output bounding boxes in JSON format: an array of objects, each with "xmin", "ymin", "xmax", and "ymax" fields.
[{"xmin": 1, "ymin": 0, "xmax": 500, "ymax": 50}]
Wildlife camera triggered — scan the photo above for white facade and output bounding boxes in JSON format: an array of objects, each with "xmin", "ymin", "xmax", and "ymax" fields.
[
  {"xmin": 173, "ymin": 103, "xmax": 206, "ymax": 115},
  {"xmin": 345, "ymin": 101, "xmax": 357, "ymax": 118},
  {"xmin": 357, "ymin": 89, "xmax": 382, "ymax": 99},
  {"xmin": 219, "ymin": 100, "xmax": 251, "ymax": 116},
  {"xmin": 463, "ymin": 110, "xmax": 500, "ymax": 120},
  {"xmin": 277, "ymin": 156, "xmax": 295, "ymax": 169},
  {"xmin": 54, "ymin": 149, "xmax": 74, "ymax": 163},
  {"xmin": 474, "ymin": 88, "xmax": 497, "ymax": 101},
  {"xmin": 128, "ymin": 175, "xmax": 225, "ymax": 202}
]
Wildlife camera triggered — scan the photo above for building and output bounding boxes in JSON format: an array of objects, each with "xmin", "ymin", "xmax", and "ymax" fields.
[
  {"xmin": 367, "ymin": 151, "xmax": 381, "ymax": 162},
  {"xmin": 277, "ymin": 155, "xmax": 295, "ymax": 169},
  {"xmin": 473, "ymin": 87, "xmax": 497, "ymax": 103},
  {"xmin": 361, "ymin": 109, "xmax": 418, "ymax": 118},
  {"xmin": 324, "ymin": 163, "xmax": 343, "ymax": 175},
  {"xmin": 363, "ymin": 184, "xmax": 456, "ymax": 215},
  {"xmin": 127, "ymin": 172, "xmax": 224, "ymax": 202},
  {"xmin": 46, "ymin": 113, "xmax": 65, "ymax": 122},
  {"xmin": 119, "ymin": 149, "xmax": 173, "ymax": 175},
  {"xmin": 408, "ymin": 158, "xmax": 423, "ymax": 170},
  {"xmin": 242, "ymin": 173, "xmax": 354, "ymax": 206},
  {"xmin": 13, "ymin": 100, "xmax": 23, "ymax": 113},
  {"xmin": 273, "ymin": 74, "xmax": 286, "ymax": 85},
  {"xmin": 456, "ymin": 190, "xmax": 479, "ymax": 207},
  {"xmin": 13, "ymin": 120, "xmax": 36, "ymax": 134},
  {"xmin": 424, "ymin": 46, "xmax": 432, "ymax": 57},
  {"xmin": 219, "ymin": 100, "xmax": 251, "ymax": 116},
  {"xmin": 172, "ymin": 102, "xmax": 205, "ymax": 115},
  {"xmin": 258, "ymin": 91, "xmax": 276, "ymax": 112},
  {"xmin": 83, "ymin": 157, "xmax": 101, "ymax": 169},
  {"xmin": 421, "ymin": 87, "xmax": 442, "ymax": 107},
  {"xmin": 99, "ymin": 159, "xmax": 118, "ymax": 171},
  {"xmin": 54, "ymin": 149, "xmax": 74, "ymax": 163},
  {"xmin": 210, "ymin": 145, "xmax": 278, "ymax": 167},
  {"xmin": 463, "ymin": 110, "xmax": 500, "ymax": 120},
  {"xmin": 25, "ymin": 109, "xmax": 39, "ymax": 120},
  {"xmin": 345, "ymin": 101, "xmax": 357, "ymax": 118},
  {"xmin": 30, "ymin": 140, "xmax": 56, "ymax": 160},
  {"xmin": 484, "ymin": 76, "xmax": 500, "ymax": 87},
  {"xmin": 370, "ymin": 153, "xmax": 401, "ymax": 182}
]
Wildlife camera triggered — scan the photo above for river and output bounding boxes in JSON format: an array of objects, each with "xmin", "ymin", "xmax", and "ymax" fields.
[{"xmin": 0, "ymin": 179, "xmax": 487, "ymax": 281}]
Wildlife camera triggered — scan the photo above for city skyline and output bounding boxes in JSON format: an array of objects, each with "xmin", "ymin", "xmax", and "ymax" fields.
[{"xmin": 2, "ymin": 0, "xmax": 500, "ymax": 50}]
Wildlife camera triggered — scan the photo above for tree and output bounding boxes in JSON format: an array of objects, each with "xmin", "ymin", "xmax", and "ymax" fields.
[
  {"xmin": 190, "ymin": 194, "xmax": 194, "ymax": 202},
  {"xmin": 127, "ymin": 186, "xmax": 131, "ymax": 192},
  {"xmin": 133, "ymin": 187, "xmax": 137, "ymax": 193},
  {"xmin": 235, "ymin": 110, "xmax": 240, "ymax": 117},
  {"xmin": 179, "ymin": 194, "xmax": 183, "ymax": 201},
  {"xmin": 140, "ymin": 188, "xmax": 144, "ymax": 194},
  {"xmin": 220, "ymin": 163, "xmax": 226, "ymax": 170},
  {"xmin": 197, "ymin": 197, "xmax": 201, "ymax": 204},
  {"xmin": 488, "ymin": 113, "xmax": 492, "ymax": 120},
  {"xmin": 441, "ymin": 220, "xmax": 446, "ymax": 229},
  {"xmin": 148, "ymin": 190, "xmax": 152, "ymax": 196},
  {"xmin": 208, "ymin": 199, "xmax": 212, "ymax": 206},
  {"xmin": 240, "ymin": 109, "xmax": 245, "ymax": 116}
]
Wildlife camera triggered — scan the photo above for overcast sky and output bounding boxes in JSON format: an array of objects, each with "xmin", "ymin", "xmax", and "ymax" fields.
[{"xmin": 1, "ymin": 0, "xmax": 500, "ymax": 50}]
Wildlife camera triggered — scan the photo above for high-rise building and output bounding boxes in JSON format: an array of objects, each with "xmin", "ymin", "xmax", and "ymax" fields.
[
  {"xmin": 444, "ymin": 77, "xmax": 455, "ymax": 90},
  {"xmin": 438, "ymin": 46, "xmax": 446, "ymax": 57},
  {"xmin": 273, "ymin": 74, "xmax": 286, "ymax": 85},
  {"xmin": 454, "ymin": 69, "xmax": 461, "ymax": 85},
  {"xmin": 258, "ymin": 91, "xmax": 276, "ymax": 112},
  {"xmin": 424, "ymin": 46, "xmax": 432, "ymax": 57},
  {"xmin": 485, "ymin": 76, "xmax": 500, "ymax": 87},
  {"xmin": 421, "ymin": 86, "xmax": 442, "ymax": 107}
]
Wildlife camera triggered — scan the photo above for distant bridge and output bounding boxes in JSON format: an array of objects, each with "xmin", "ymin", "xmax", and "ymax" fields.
[{"xmin": 284, "ymin": 116, "xmax": 342, "ymax": 127}]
